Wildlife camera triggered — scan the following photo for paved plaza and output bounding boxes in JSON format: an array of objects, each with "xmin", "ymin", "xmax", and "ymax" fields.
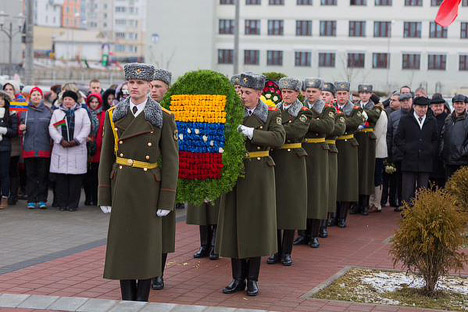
[{"xmin": 0, "ymin": 198, "xmax": 466, "ymax": 312}]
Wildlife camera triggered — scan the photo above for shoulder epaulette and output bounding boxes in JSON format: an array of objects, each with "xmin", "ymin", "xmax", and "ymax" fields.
[
  {"xmin": 108, "ymin": 106, "xmax": 117, "ymax": 112},
  {"xmin": 268, "ymin": 106, "xmax": 279, "ymax": 111},
  {"xmin": 161, "ymin": 107, "xmax": 172, "ymax": 115},
  {"xmin": 301, "ymin": 106, "xmax": 309, "ymax": 111}
]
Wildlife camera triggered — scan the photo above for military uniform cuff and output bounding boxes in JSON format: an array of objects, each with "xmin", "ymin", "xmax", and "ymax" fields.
[
  {"xmin": 157, "ymin": 189, "xmax": 176, "ymax": 211},
  {"xmin": 98, "ymin": 186, "xmax": 112, "ymax": 206}
]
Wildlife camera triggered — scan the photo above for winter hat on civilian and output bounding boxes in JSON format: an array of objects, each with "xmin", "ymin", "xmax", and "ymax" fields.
[
  {"xmin": 30, "ymin": 87, "xmax": 43, "ymax": 97},
  {"xmin": 62, "ymin": 90, "xmax": 78, "ymax": 103}
]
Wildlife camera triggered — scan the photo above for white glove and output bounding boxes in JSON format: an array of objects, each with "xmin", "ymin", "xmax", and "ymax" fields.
[
  {"xmin": 0, "ymin": 127, "xmax": 7, "ymax": 135},
  {"xmin": 237, "ymin": 125, "xmax": 254, "ymax": 140},
  {"xmin": 156, "ymin": 209, "xmax": 170, "ymax": 217},
  {"xmin": 0, "ymin": 134, "xmax": 2, "ymax": 142},
  {"xmin": 362, "ymin": 111, "xmax": 368, "ymax": 121},
  {"xmin": 100, "ymin": 206, "xmax": 112, "ymax": 214}
]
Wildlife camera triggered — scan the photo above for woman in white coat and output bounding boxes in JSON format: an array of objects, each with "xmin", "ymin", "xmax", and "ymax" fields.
[{"xmin": 49, "ymin": 90, "xmax": 90, "ymax": 212}]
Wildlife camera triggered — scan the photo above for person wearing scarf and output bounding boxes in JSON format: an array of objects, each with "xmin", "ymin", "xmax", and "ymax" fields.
[
  {"xmin": 83, "ymin": 93, "xmax": 105, "ymax": 206},
  {"xmin": 49, "ymin": 90, "xmax": 91, "ymax": 212},
  {"xmin": 19, "ymin": 87, "xmax": 51, "ymax": 209}
]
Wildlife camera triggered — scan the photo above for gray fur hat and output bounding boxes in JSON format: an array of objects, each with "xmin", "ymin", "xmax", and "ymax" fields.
[
  {"xmin": 303, "ymin": 78, "xmax": 324, "ymax": 90},
  {"xmin": 239, "ymin": 72, "xmax": 265, "ymax": 90},
  {"xmin": 335, "ymin": 82, "xmax": 351, "ymax": 92},
  {"xmin": 230, "ymin": 74, "xmax": 241, "ymax": 86},
  {"xmin": 278, "ymin": 77, "xmax": 302, "ymax": 92},
  {"xmin": 153, "ymin": 69, "xmax": 172, "ymax": 86},
  {"xmin": 322, "ymin": 82, "xmax": 336, "ymax": 95},
  {"xmin": 358, "ymin": 84, "xmax": 373, "ymax": 93},
  {"xmin": 124, "ymin": 63, "xmax": 155, "ymax": 81}
]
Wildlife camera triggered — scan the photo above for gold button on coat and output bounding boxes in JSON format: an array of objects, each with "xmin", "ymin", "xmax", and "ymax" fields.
[
  {"xmin": 119, "ymin": 153, "xmax": 123, "ymax": 157},
  {"xmin": 143, "ymin": 168, "xmax": 148, "ymax": 172},
  {"xmin": 145, "ymin": 155, "xmax": 150, "ymax": 160},
  {"xmin": 119, "ymin": 165, "xmax": 123, "ymax": 169},
  {"xmin": 148, "ymin": 142, "xmax": 152, "ymax": 147},
  {"xmin": 119, "ymin": 140, "xmax": 123, "ymax": 144}
]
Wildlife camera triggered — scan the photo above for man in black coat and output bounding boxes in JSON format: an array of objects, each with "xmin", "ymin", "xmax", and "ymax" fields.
[
  {"xmin": 441, "ymin": 94, "xmax": 468, "ymax": 178},
  {"xmin": 395, "ymin": 96, "xmax": 438, "ymax": 205},
  {"xmin": 429, "ymin": 94, "xmax": 449, "ymax": 188}
]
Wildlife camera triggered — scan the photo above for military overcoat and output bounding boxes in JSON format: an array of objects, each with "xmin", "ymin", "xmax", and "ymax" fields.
[
  {"xmin": 186, "ymin": 200, "xmax": 219, "ymax": 226},
  {"xmin": 216, "ymin": 101, "xmax": 285, "ymax": 259},
  {"xmin": 326, "ymin": 111, "xmax": 346, "ymax": 213},
  {"xmin": 335, "ymin": 101, "xmax": 365, "ymax": 202},
  {"xmin": 355, "ymin": 101, "xmax": 383, "ymax": 195},
  {"xmin": 303, "ymin": 100, "xmax": 335, "ymax": 220},
  {"xmin": 271, "ymin": 100, "xmax": 312, "ymax": 230},
  {"xmin": 98, "ymin": 97, "xmax": 179, "ymax": 280}
]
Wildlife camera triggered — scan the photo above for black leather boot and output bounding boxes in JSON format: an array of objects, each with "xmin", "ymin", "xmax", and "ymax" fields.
[
  {"xmin": 135, "ymin": 279, "xmax": 151, "ymax": 302},
  {"xmin": 120, "ymin": 280, "xmax": 137, "ymax": 301},
  {"xmin": 194, "ymin": 225, "xmax": 210, "ymax": 258},
  {"xmin": 209, "ymin": 225, "xmax": 219, "ymax": 260},
  {"xmin": 308, "ymin": 219, "xmax": 321, "ymax": 248},
  {"xmin": 293, "ymin": 220, "xmax": 312, "ymax": 245},
  {"xmin": 281, "ymin": 230, "xmax": 294, "ymax": 266},
  {"xmin": 246, "ymin": 257, "xmax": 260, "ymax": 296},
  {"xmin": 360, "ymin": 195, "xmax": 369, "ymax": 216},
  {"xmin": 349, "ymin": 202, "xmax": 360, "ymax": 214},
  {"xmin": 267, "ymin": 230, "xmax": 281, "ymax": 264},
  {"xmin": 223, "ymin": 259, "xmax": 246, "ymax": 294},
  {"xmin": 152, "ymin": 253, "xmax": 167, "ymax": 290},
  {"xmin": 319, "ymin": 219, "xmax": 328, "ymax": 238},
  {"xmin": 338, "ymin": 202, "xmax": 350, "ymax": 228}
]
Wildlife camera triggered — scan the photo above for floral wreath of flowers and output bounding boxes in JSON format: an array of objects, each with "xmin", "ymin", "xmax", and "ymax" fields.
[
  {"xmin": 261, "ymin": 80, "xmax": 282, "ymax": 108},
  {"xmin": 161, "ymin": 70, "xmax": 245, "ymax": 205}
]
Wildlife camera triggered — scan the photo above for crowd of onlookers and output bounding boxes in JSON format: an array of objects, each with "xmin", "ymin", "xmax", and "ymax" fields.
[
  {"xmin": 379, "ymin": 86, "xmax": 468, "ymax": 211},
  {"xmin": 0, "ymin": 79, "xmax": 126, "ymax": 211}
]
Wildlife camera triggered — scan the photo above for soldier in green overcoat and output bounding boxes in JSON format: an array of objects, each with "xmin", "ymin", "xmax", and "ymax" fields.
[
  {"xmin": 98, "ymin": 63, "xmax": 179, "ymax": 302},
  {"xmin": 148, "ymin": 68, "xmax": 177, "ymax": 291},
  {"xmin": 351, "ymin": 84, "xmax": 383, "ymax": 216},
  {"xmin": 293, "ymin": 78, "xmax": 335, "ymax": 249},
  {"xmin": 267, "ymin": 77, "xmax": 312, "ymax": 267},
  {"xmin": 334, "ymin": 82, "xmax": 366, "ymax": 228},
  {"xmin": 320, "ymin": 83, "xmax": 346, "ymax": 238},
  {"xmin": 216, "ymin": 72, "xmax": 285, "ymax": 297},
  {"xmin": 187, "ymin": 200, "xmax": 219, "ymax": 260}
]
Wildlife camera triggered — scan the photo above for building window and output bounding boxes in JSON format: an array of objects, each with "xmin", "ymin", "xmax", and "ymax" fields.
[
  {"xmin": 244, "ymin": 50, "xmax": 260, "ymax": 65},
  {"xmin": 267, "ymin": 50, "xmax": 283, "ymax": 66},
  {"xmin": 320, "ymin": 20, "xmax": 336, "ymax": 36},
  {"xmin": 295, "ymin": 51, "xmax": 312, "ymax": 66},
  {"xmin": 219, "ymin": 19, "xmax": 234, "ymax": 34},
  {"xmin": 296, "ymin": 20, "xmax": 312, "ymax": 36},
  {"xmin": 268, "ymin": 20, "xmax": 284, "ymax": 35},
  {"xmin": 374, "ymin": 21, "xmax": 391, "ymax": 37},
  {"xmin": 459, "ymin": 55, "xmax": 468, "ymax": 70},
  {"xmin": 461, "ymin": 22, "xmax": 468, "ymax": 38},
  {"xmin": 245, "ymin": 19, "xmax": 261, "ymax": 35},
  {"xmin": 405, "ymin": 0, "xmax": 422, "ymax": 5},
  {"xmin": 220, "ymin": 0, "xmax": 234, "ymax": 4},
  {"xmin": 269, "ymin": 0, "xmax": 284, "ymax": 4},
  {"xmin": 350, "ymin": 0, "xmax": 366, "ymax": 5},
  {"xmin": 348, "ymin": 53, "xmax": 365, "ymax": 68},
  {"xmin": 318, "ymin": 52, "xmax": 336, "ymax": 67},
  {"xmin": 218, "ymin": 49, "xmax": 234, "ymax": 64},
  {"xmin": 372, "ymin": 53, "xmax": 389, "ymax": 68},
  {"xmin": 403, "ymin": 22, "xmax": 422, "ymax": 38},
  {"xmin": 431, "ymin": 0, "xmax": 443, "ymax": 5},
  {"xmin": 428, "ymin": 54, "xmax": 446, "ymax": 70},
  {"xmin": 402, "ymin": 53, "xmax": 421, "ymax": 69},
  {"xmin": 429, "ymin": 22, "xmax": 448, "ymax": 38},
  {"xmin": 321, "ymin": 0, "xmax": 337, "ymax": 4},
  {"xmin": 349, "ymin": 21, "xmax": 366, "ymax": 37},
  {"xmin": 246, "ymin": 0, "xmax": 261, "ymax": 4},
  {"xmin": 375, "ymin": 0, "xmax": 392, "ymax": 5},
  {"xmin": 297, "ymin": 0, "xmax": 313, "ymax": 4}
]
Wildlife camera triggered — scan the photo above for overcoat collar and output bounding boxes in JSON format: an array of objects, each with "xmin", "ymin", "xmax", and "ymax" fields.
[
  {"xmin": 113, "ymin": 96, "xmax": 163, "ymax": 128},
  {"xmin": 306, "ymin": 99, "xmax": 325, "ymax": 114},
  {"xmin": 245, "ymin": 100, "xmax": 268, "ymax": 123},
  {"xmin": 360, "ymin": 101, "xmax": 375, "ymax": 110},
  {"xmin": 277, "ymin": 99, "xmax": 303, "ymax": 117},
  {"xmin": 341, "ymin": 101, "xmax": 354, "ymax": 116}
]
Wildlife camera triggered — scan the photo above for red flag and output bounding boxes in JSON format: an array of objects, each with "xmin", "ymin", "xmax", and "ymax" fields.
[{"xmin": 435, "ymin": 0, "xmax": 462, "ymax": 27}]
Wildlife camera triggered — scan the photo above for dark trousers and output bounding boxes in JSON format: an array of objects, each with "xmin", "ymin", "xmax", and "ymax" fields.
[
  {"xmin": 402, "ymin": 171, "xmax": 430, "ymax": 205},
  {"xmin": 55, "ymin": 174, "xmax": 84, "ymax": 209},
  {"xmin": 388, "ymin": 161, "xmax": 402, "ymax": 206},
  {"xmin": 25, "ymin": 158, "xmax": 49, "ymax": 203},
  {"xmin": 374, "ymin": 158, "xmax": 384, "ymax": 186},
  {"xmin": 83, "ymin": 162, "xmax": 99, "ymax": 204},
  {"xmin": 446, "ymin": 165, "xmax": 463, "ymax": 180},
  {"xmin": 9, "ymin": 155, "xmax": 19, "ymax": 200},
  {"xmin": 0, "ymin": 151, "xmax": 11, "ymax": 197}
]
